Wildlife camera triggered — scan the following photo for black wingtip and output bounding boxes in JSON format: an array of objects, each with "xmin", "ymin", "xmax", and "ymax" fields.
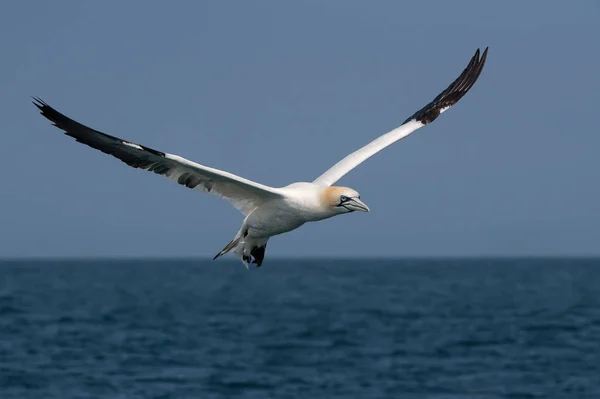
[
  {"xmin": 403, "ymin": 47, "xmax": 488, "ymax": 125},
  {"xmin": 32, "ymin": 96, "xmax": 47, "ymax": 110},
  {"xmin": 479, "ymin": 47, "xmax": 489, "ymax": 71},
  {"xmin": 32, "ymin": 97, "xmax": 69, "ymax": 132},
  {"xmin": 32, "ymin": 97, "xmax": 61, "ymax": 128}
]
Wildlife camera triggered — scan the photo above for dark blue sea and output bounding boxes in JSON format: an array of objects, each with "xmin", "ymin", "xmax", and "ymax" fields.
[{"xmin": 1, "ymin": 258, "xmax": 600, "ymax": 398}]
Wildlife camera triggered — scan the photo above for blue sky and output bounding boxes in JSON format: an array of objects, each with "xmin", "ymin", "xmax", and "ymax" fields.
[{"xmin": 1, "ymin": 1, "xmax": 599, "ymax": 258}]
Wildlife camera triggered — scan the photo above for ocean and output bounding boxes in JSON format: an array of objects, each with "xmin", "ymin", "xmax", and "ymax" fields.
[{"xmin": 1, "ymin": 258, "xmax": 599, "ymax": 398}]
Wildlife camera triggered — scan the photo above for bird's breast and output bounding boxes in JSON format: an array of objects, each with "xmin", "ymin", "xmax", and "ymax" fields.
[{"xmin": 245, "ymin": 197, "xmax": 328, "ymax": 238}]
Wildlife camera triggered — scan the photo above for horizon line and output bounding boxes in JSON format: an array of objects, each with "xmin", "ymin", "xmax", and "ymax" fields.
[{"xmin": 2, "ymin": 254, "xmax": 600, "ymax": 262}]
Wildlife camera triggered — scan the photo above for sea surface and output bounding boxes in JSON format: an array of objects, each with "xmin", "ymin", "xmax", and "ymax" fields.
[{"xmin": 1, "ymin": 258, "xmax": 599, "ymax": 398}]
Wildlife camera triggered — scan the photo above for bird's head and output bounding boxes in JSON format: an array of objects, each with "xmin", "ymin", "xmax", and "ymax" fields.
[{"xmin": 321, "ymin": 186, "xmax": 370, "ymax": 214}]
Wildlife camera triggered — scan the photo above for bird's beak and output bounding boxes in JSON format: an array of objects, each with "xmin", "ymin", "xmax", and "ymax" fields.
[{"xmin": 345, "ymin": 198, "xmax": 370, "ymax": 212}]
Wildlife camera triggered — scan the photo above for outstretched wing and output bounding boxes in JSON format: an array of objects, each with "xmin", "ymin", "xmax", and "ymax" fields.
[
  {"xmin": 33, "ymin": 99, "xmax": 283, "ymax": 215},
  {"xmin": 313, "ymin": 48, "xmax": 488, "ymax": 187}
]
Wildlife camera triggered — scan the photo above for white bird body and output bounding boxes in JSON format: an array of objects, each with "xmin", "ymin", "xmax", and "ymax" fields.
[
  {"xmin": 34, "ymin": 48, "xmax": 488, "ymax": 268},
  {"xmin": 243, "ymin": 183, "xmax": 361, "ymax": 236},
  {"xmin": 241, "ymin": 184, "xmax": 317, "ymax": 241},
  {"xmin": 220, "ymin": 182, "xmax": 363, "ymax": 266}
]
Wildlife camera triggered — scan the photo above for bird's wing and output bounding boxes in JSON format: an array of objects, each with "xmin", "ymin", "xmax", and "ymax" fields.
[
  {"xmin": 313, "ymin": 48, "xmax": 488, "ymax": 187},
  {"xmin": 33, "ymin": 99, "xmax": 283, "ymax": 215}
]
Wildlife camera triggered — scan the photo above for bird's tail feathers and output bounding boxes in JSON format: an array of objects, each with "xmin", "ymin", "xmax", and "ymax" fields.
[{"xmin": 213, "ymin": 236, "xmax": 241, "ymax": 260}]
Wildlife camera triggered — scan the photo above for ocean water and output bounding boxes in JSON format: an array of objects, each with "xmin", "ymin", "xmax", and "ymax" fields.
[{"xmin": 1, "ymin": 258, "xmax": 599, "ymax": 399}]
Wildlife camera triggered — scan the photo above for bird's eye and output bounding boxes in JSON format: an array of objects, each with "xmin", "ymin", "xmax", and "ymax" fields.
[{"xmin": 340, "ymin": 195, "xmax": 348, "ymax": 202}]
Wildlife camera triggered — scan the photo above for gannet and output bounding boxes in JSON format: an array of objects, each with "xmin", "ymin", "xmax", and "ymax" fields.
[{"xmin": 34, "ymin": 48, "xmax": 487, "ymax": 268}]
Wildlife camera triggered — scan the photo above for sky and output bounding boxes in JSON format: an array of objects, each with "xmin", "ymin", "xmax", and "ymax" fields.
[{"xmin": 1, "ymin": 1, "xmax": 599, "ymax": 258}]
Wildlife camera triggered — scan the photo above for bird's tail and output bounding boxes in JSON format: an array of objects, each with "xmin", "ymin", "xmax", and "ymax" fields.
[{"xmin": 213, "ymin": 236, "xmax": 241, "ymax": 261}]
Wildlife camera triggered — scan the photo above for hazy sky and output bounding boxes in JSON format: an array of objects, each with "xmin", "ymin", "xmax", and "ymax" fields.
[{"xmin": 1, "ymin": 1, "xmax": 599, "ymax": 258}]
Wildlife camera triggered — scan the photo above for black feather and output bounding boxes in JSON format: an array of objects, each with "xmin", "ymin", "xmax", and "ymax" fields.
[{"xmin": 403, "ymin": 47, "xmax": 488, "ymax": 125}]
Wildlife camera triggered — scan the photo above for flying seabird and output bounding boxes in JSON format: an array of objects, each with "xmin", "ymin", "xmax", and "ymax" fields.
[{"xmin": 34, "ymin": 48, "xmax": 488, "ymax": 268}]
